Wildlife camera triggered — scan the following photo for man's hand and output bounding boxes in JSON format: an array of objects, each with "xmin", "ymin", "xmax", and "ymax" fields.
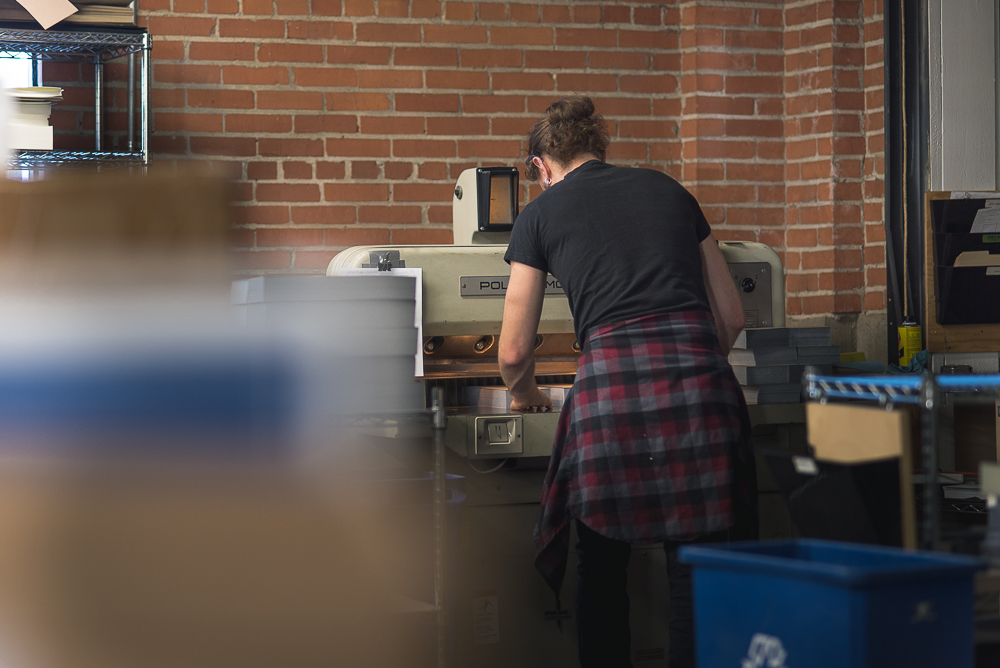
[{"xmin": 509, "ymin": 387, "xmax": 553, "ymax": 413}]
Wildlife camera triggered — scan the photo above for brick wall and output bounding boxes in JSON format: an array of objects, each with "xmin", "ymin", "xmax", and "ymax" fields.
[{"xmin": 45, "ymin": 0, "xmax": 887, "ymax": 344}]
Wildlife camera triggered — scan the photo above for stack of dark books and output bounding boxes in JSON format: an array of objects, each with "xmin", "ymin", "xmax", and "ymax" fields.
[{"xmin": 728, "ymin": 327, "xmax": 839, "ymax": 404}]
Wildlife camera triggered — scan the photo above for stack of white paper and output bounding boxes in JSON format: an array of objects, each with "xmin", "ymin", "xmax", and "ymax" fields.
[{"xmin": 9, "ymin": 87, "xmax": 62, "ymax": 151}]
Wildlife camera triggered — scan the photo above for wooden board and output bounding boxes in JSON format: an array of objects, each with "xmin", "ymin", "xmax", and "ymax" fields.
[
  {"xmin": 924, "ymin": 190, "xmax": 1000, "ymax": 352},
  {"xmin": 806, "ymin": 402, "xmax": 917, "ymax": 549}
]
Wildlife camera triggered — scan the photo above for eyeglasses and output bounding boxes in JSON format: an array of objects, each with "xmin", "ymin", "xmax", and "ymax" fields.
[{"xmin": 525, "ymin": 155, "xmax": 541, "ymax": 168}]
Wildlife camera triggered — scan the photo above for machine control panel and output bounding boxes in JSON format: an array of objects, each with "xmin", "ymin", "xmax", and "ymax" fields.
[
  {"xmin": 474, "ymin": 415, "xmax": 523, "ymax": 456},
  {"xmin": 728, "ymin": 261, "xmax": 773, "ymax": 328}
]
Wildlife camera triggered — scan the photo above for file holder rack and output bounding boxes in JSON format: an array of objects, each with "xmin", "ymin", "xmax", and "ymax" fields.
[
  {"xmin": 924, "ymin": 191, "xmax": 1000, "ymax": 352},
  {"xmin": 804, "ymin": 371, "xmax": 1000, "ymax": 552}
]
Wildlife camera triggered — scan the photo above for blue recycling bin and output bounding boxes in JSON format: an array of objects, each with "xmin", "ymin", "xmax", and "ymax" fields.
[{"xmin": 679, "ymin": 540, "xmax": 983, "ymax": 668}]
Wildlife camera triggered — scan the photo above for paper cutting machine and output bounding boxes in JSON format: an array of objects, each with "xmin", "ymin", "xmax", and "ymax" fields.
[{"xmin": 328, "ymin": 166, "xmax": 785, "ymax": 461}]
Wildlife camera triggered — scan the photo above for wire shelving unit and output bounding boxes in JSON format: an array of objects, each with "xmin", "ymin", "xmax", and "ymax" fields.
[
  {"xmin": 0, "ymin": 23, "xmax": 151, "ymax": 170},
  {"xmin": 804, "ymin": 370, "xmax": 1000, "ymax": 551}
]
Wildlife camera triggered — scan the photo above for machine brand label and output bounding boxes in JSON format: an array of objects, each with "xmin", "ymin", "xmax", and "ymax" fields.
[{"xmin": 460, "ymin": 275, "xmax": 566, "ymax": 296}]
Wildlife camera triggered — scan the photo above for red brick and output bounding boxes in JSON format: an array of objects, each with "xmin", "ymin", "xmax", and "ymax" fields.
[
  {"xmin": 425, "ymin": 24, "xmax": 487, "ymax": 43},
  {"xmin": 460, "ymin": 48, "xmax": 521, "ymax": 68},
  {"xmin": 463, "ymin": 94, "xmax": 523, "ymax": 113},
  {"xmin": 276, "ymin": 0, "xmax": 308, "ymax": 13},
  {"xmin": 445, "ymin": 1, "xmax": 474, "ymax": 21},
  {"xmin": 314, "ymin": 161, "xmax": 347, "ymax": 179},
  {"xmin": 378, "ymin": 0, "xmax": 408, "ymax": 17},
  {"xmin": 154, "ymin": 112, "xmax": 223, "ymax": 133},
  {"xmin": 259, "ymin": 138, "xmax": 324, "ymax": 156},
  {"xmin": 287, "ymin": 20, "xmax": 352, "ymax": 39},
  {"xmin": 352, "ymin": 161, "xmax": 380, "ymax": 178},
  {"xmin": 595, "ymin": 97, "xmax": 652, "ymax": 116},
  {"xmin": 393, "ymin": 139, "xmax": 456, "ymax": 158},
  {"xmin": 601, "ymin": 5, "xmax": 628, "ymax": 22},
  {"xmin": 151, "ymin": 89, "xmax": 186, "ymax": 109},
  {"xmin": 326, "ymin": 92, "xmax": 390, "ymax": 111},
  {"xmin": 188, "ymin": 89, "xmax": 254, "ymax": 109},
  {"xmin": 207, "ymin": 0, "xmax": 238, "ymax": 12},
  {"xmin": 189, "ymin": 42, "xmax": 254, "ymax": 61},
  {"xmin": 291, "ymin": 205, "xmax": 355, "ymax": 224},
  {"xmin": 492, "ymin": 72, "xmax": 554, "ymax": 91},
  {"xmin": 359, "ymin": 116, "xmax": 425, "ymax": 134},
  {"xmin": 324, "ymin": 183, "xmax": 390, "ymax": 201},
  {"xmin": 426, "ymin": 70, "xmax": 489, "ymax": 89},
  {"xmin": 387, "ymin": 162, "xmax": 416, "ymax": 179},
  {"xmin": 413, "ymin": 0, "xmax": 441, "ymax": 17},
  {"xmin": 294, "ymin": 115, "xmax": 358, "ymax": 133},
  {"xmin": 489, "ymin": 117, "xmax": 532, "ymax": 136},
  {"xmin": 258, "ymin": 90, "xmax": 324, "ymax": 110},
  {"xmin": 617, "ymin": 120, "xmax": 674, "ymax": 139},
  {"xmin": 295, "ymin": 67, "xmax": 356, "ymax": 87},
  {"xmin": 557, "ymin": 73, "xmax": 617, "ymax": 92},
  {"xmin": 590, "ymin": 51, "xmax": 649, "ymax": 71},
  {"xmin": 190, "ymin": 136, "xmax": 256, "ymax": 156},
  {"xmin": 393, "ymin": 183, "xmax": 453, "ymax": 202},
  {"xmin": 619, "ymin": 29, "xmax": 671, "ymax": 50},
  {"xmin": 311, "ymin": 0, "xmax": 342, "ymax": 15},
  {"xmin": 358, "ymin": 70, "xmax": 423, "ymax": 88},
  {"xmin": 327, "ymin": 45, "xmax": 391, "ymax": 64},
  {"xmin": 217, "ymin": 19, "xmax": 284, "ymax": 38},
  {"xmin": 247, "ymin": 162, "xmax": 278, "ymax": 180},
  {"xmin": 555, "ymin": 27, "xmax": 617, "ymax": 48},
  {"xmin": 357, "ymin": 23, "xmax": 421, "ymax": 42},
  {"xmin": 429, "ymin": 116, "xmax": 488, "ymax": 135},
  {"xmin": 634, "ymin": 7, "xmax": 661, "ymax": 25},
  {"xmin": 395, "ymin": 93, "xmax": 459, "ymax": 112},
  {"xmin": 490, "ymin": 26, "xmax": 551, "ymax": 45},
  {"xmin": 458, "ymin": 139, "xmax": 519, "ymax": 158},
  {"xmin": 477, "ymin": 3, "xmax": 505, "ymax": 21},
  {"xmin": 323, "ymin": 228, "xmax": 391, "ymax": 246},
  {"xmin": 257, "ymin": 183, "xmax": 322, "ymax": 202},
  {"xmin": 222, "ymin": 66, "xmax": 289, "ymax": 85},
  {"xmin": 344, "ymin": 0, "xmax": 374, "ymax": 15},
  {"xmin": 325, "ymin": 138, "xmax": 391, "ymax": 156},
  {"xmin": 242, "ymin": 0, "xmax": 272, "ymax": 15},
  {"xmin": 358, "ymin": 206, "xmax": 422, "ymax": 224},
  {"xmin": 524, "ymin": 50, "xmax": 586, "ymax": 69},
  {"xmin": 570, "ymin": 4, "xmax": 598, "ymax": 23},
  {"xmin": 395, "ymin": 47, "xmax": 457, "ymax": 67},
  {"xmin": 258, "ymin": 43, "xmax": 325, "ymax": 62},
  {"xmin": 391, "ymin": 229, "xmax": 453, "ymax": 244},
  {"xmin": 146, "ymin": 16, "xmax": 216, "ymax": 36}
]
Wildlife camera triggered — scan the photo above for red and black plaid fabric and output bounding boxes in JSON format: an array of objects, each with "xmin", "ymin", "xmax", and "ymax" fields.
[{"xmin": 534, "ymin": 309, "xmax": 753, "ymax": 594}]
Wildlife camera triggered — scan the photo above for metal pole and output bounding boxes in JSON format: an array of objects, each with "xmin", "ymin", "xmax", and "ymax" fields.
[
  {"xmin": 141, "ymin": 32, "xmax": 151, "ymax": 165},
  {"xmin": 920, "ymin": 376, "xmax": 940, "ymax": 550},
  {"xmin": 431, "ymin": 387, "xmax": 448, "ymax": 668},
  {"xmin": 31, "ymin": 58, "xmax": 38, "ymax": 87},
  {"xmin": 94, "ymin": 56, "xmax": 102, "ymax": 152},
  {"xmin": 127, "ymin": 53, "xmax": 136, "ymax": 153}
]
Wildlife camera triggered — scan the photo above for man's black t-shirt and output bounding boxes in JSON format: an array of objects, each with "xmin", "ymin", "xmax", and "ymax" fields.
[{"xmin": 504, "ymin": 160, "xmax": 713, "ymax": 343}]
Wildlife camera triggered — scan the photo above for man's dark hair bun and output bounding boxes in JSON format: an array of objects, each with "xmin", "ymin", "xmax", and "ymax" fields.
[
  {"xmin": 546, "ymin": 96, "xmax": 596, "ymax": 126},
  {"xmin": 524, "ymin": 96, "xmax": 609, "ymax": 181}
]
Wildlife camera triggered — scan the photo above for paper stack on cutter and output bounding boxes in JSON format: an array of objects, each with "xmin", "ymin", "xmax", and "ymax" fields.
[{"xmin": 9, "ymin": 87, "xmax": 62, "ymax": 151}]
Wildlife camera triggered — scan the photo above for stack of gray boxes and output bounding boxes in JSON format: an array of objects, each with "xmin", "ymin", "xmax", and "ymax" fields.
[{"xmin": 728, "ymin": 327, "xmax": 839, "ymax": 404}]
